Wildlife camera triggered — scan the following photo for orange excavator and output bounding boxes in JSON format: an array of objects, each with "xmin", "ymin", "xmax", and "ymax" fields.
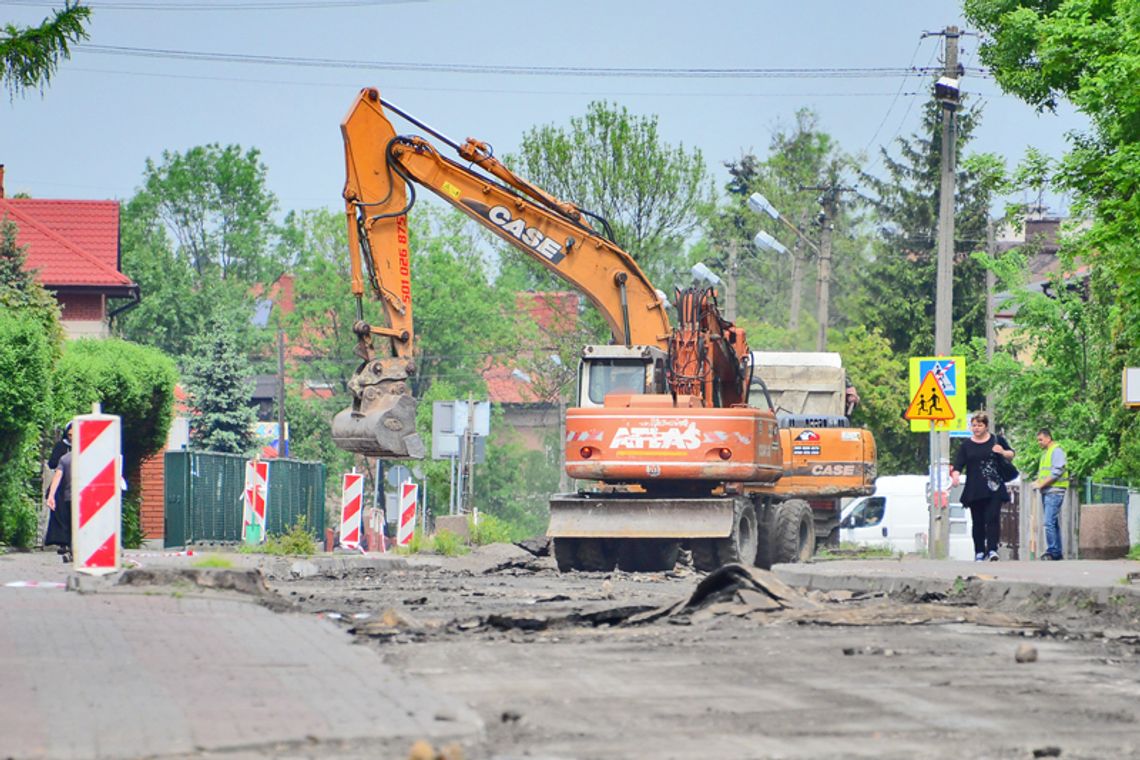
[{"xmin": 331, "ymin": 87, "xmax": 876, "ymax": 572}]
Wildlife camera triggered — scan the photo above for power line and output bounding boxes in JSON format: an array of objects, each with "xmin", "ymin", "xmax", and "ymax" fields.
[
  {"xmin": 75, "ymin": 44, "xmax": 974, "ymax": 79},
  {"xmin": 3, "ymin": 0, "xmax": 418, "ymax": 9}
]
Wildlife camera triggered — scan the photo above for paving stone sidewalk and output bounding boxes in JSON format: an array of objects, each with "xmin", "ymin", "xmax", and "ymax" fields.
[{"xmin": 0, "ymin": 551, "xmax": 480, "ymax": 760}]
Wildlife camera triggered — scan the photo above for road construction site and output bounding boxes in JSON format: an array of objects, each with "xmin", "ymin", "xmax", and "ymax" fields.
[{"xmin": 3, "ymin": 546, "xmax": 1140, "ymax": 760}]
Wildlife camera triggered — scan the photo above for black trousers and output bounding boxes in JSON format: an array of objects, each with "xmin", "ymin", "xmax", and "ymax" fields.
[{"xmin": 966, "ymin": 494, "xmax": 1002, "ymax": 556}]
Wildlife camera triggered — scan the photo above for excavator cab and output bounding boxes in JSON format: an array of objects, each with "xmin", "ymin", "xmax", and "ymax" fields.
[{"xmin": 576, "ymin": 345, "xmax": 667, "ymax": 408}]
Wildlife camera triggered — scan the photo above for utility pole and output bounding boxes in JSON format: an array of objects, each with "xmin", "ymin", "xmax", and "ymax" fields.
[
  {"xmin": 815, "ymin": 191, "xmax": 837, "ymax": 351},
  {"xmin": 787, "ymin": 210, "xmax": 810, "ymax": 333},
  {"xmin": 928, "ymin": 25, "xmax": 961, "ymax": 559},
  {"xmin": 798, "ymin": 185, "xmax": 848, "ymax": 351},
  {"xmin": 725, "ymin": 238, "xmax": 739, "ymax": 321},
  {"xmin": 276, "ymin": 328, "xmax": 287, "ymax": 458},
  {"xmin": 985, "ymin": 219, "xmax": 996, "ymax": 424}
]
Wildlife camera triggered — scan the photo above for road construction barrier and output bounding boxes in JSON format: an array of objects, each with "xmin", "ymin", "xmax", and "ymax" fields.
[
  {"xmin": 397, "ymin": 482, "xmax": 418, "ymax": 546},
  {"xmin": 242, "ymin": 460, "xmax": 269, "ymax": 544},
  {"xmin": 365, "ymin": 506, "xmax": 387, "ymax": 553},
  {"xmin": 72, "ymin": 412, "xmax": 122, "ymax": 574},
  {"xmin": 339, "ymin": 471, "xmax": 364, "ymax": 550}
]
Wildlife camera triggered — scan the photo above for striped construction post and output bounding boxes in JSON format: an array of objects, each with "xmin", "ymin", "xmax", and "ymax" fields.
[
  {"xmin": 71, "ymin": 411, "xmax": 122, "ymax": 575},
  {"xmin": 397, "ymin": 481, "xmax": 418, "ymax": 547},
  {"xmin": 242, "ymin": 460, "xmax": 269, "ymax": 545},
  {"xmin": 339, "ymin": 471, "xmax": 364, "ymax": 550}
]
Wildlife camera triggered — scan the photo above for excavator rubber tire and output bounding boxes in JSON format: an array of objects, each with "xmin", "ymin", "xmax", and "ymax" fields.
[
  {"xmin": 616, "ymin": 539, "xmax": 681, "ymax": 573},
  {"xmin": 553, "ymin": 537, "xmax": 619, "ymax": 572},
  {"xmin": 772, "ymin": 499, "xmax": 816, "ymax": 565},
  {"xmin": 691, "ymin": 497, "xmax": 758, "ymax": 572}
]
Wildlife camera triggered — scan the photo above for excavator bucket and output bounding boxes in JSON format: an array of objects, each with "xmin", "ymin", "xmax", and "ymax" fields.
[{"xmin": 330, "ymin": 356, "xmax": 426, "ymax": 459}]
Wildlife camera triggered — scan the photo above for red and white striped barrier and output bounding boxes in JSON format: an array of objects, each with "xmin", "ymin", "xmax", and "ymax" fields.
[
  {"xmin": 397, "ymin": 481, "xmax": 418, "ymax": 546},
  {"xmin": 71, "ymin": 412, "xmax": 122, "ymax": 575},
  {"xmin": 242, "ymin": 460, "xmax": 269, "ymax": 544},
  {"xmin": 339, "ymin": 471, "xmax": 364, "ymax": 550}
]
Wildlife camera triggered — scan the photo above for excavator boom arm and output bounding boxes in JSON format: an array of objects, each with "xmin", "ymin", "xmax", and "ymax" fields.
[{"xmin": 342, "ymin": 87, "xmax": 672, "ymax": 351}]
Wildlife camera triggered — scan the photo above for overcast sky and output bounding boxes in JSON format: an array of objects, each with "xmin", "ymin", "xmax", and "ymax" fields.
[{"xmin": 2, "ymin": 0, "xmax": 1085, "ymax": 216}]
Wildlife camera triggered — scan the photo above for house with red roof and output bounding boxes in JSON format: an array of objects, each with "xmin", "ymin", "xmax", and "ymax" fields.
[
  {"xmin": 0, "ymin": 166, "xmax": 139, "ymax": 336},
  {"xmin": 483, "ymin": 291, "xmax": 583, "ymax": 449}
]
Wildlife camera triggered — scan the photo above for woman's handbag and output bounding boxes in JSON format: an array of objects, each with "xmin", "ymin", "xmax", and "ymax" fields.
[{"xmin": 996, "ymin": 436, "xmax": 1019, "ymax": 483}]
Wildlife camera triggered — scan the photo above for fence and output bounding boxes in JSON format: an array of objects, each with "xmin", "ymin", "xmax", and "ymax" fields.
[
  {"xmin": 164, "ymin": 451, "xmax": 325, "ymax": 547},
  {"xmin": 1016, "ymin": 479, "xmax": 1138, "ymax": 560}
]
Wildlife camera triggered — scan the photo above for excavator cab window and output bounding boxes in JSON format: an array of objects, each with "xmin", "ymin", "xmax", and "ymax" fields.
[{"xmin": 585, "ymin": 359, "xmax": 648, "ymax": 404}]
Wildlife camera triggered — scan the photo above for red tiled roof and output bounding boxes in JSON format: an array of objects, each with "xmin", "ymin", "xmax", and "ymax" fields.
[
  {"xmin": 484, "ymin": 291, "xmax": 581, "ymax": 404},
  {"xmin": 1, "ymin": 198, "xmax": 133, "ymax": 288},
  {"xmin": 484, "ymin": 363, "xmax": 539, "ymax": 404}
]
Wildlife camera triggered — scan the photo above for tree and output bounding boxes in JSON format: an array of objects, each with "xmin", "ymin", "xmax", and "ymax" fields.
[
  {"xmin": 52, "ymin": 339, "xmax": 178, "ymax": 547},
  {"xmin": 117, "ymin": 144, "xmax": 282, "ymax": 357},
  {"xmin": 855, "ymin": 99, "xmax": 997, "ymax": 361},
  {"xmin": 964, "ymin": 0, "xmax": 1140, "ymax": 480},
  {"xmin": 0, "ymin": 216, "xmax": 61, "ymax": 547},
  {"xmin": 709, "ymin": 109, "xmax": 865, "ymax": 349},
  {"xmin": 511, "ymin": 101, "xmax": 715, "ymax": 286},
  {"xmin": 1, "ymin": 2, "xmax": 90, "ymax": 98},
  {"xmin": 0, "ymin": 309, "xmax": 53, "ymax": 548},
  {"xmin": 184, "ymin": 321, "xmax": 258, "ymax": 455}
]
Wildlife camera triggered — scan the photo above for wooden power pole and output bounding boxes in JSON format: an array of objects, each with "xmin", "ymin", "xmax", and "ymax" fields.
[{"xmin": 928, "ymin": 25, "xmax": 961, "ymax": 559}]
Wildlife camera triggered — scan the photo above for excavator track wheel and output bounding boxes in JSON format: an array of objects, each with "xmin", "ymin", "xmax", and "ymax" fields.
[{"xmin": 691, "ymin": 497, "xmax": 758, "ymax": 572}]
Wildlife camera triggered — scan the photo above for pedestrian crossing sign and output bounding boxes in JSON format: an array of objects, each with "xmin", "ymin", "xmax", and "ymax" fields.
[
  {"xmin": 908, "ymin": 356, "xmax": 967, "ymax": 433},
  {"xmin": 905, "ymin": 371, "xmax": 954, "ymax": 421}
]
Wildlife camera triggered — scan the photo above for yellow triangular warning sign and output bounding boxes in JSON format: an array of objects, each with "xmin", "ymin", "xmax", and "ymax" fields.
[{"xmin": 905, "ymin": 371, "xmax": 955, "ymax": 421}]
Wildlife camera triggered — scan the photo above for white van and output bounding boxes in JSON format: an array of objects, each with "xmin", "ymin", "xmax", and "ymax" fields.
[{"xmin": 839, "ymin": 474, "xmax": 976, "ymax": 560}]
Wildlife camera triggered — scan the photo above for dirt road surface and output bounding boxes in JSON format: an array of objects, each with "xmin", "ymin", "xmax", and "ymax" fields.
[{"xmin": 262, "ymin": 544, "xmax": 1140, "ymax": 760}]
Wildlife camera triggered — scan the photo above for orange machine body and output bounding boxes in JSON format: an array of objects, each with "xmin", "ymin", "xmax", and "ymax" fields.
[{"xmin": 565, "ymin": 395, "xmax": 782, "ymax": 484}]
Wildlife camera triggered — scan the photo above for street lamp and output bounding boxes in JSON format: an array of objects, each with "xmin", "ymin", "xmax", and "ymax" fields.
[
  {"xmin": 690, "ymin": 261, "xmax": 722, "ymax": 286},
  {"xmin": 747, "ymin": 191, "xmax": 832, "ymax": 350},
  {"xmin": 748, "ymin": 192, "xmax": 820, "ymax": 255},
  {"xmin": 752, "ymin": 229, "xmax": 788, "ymax": 255}
]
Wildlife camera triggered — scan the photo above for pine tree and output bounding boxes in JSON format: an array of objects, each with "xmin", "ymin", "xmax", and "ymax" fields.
[
  {"xmin": 185, "ymin": 322, "xmax": 258, "ymax": 455},
  {"xmin": 855, "ymin": 100, "xmax": 994, "ymax": 359}
]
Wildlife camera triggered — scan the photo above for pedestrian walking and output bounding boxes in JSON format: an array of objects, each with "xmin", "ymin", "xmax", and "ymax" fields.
[
  {"xmin": 950, "ymin": 412, "xmax": 1016, "ymax": 561},
  {"xmin": 44, "ymin": 450, "xmax": 73, "ymax": 562},
  {"xmin": 1034, "ymin": 428, "xmax": 1068, "ymax": 561}
]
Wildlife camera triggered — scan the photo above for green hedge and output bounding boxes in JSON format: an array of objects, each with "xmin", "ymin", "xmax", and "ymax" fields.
[
  {"xmin": 53, "ymin": 339, "xmax": 178, "ymax": 548},
  {"xmin": 0, "ymin": 309, "xmax": 54, "ymax": 548}
]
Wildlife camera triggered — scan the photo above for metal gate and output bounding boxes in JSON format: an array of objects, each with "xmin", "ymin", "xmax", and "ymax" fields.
[{"xmin": 164, "ymin": 451, "xmax": 325, "ymax": 547}]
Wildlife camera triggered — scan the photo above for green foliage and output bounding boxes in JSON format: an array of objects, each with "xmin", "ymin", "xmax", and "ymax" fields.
[
  {"xmin": 964, "ymin": 0, "xmax": 1140, "ymax": 482},
  {"xmin": 192, "ymin": 554, "xmax": 235, "ymax": 568},
  {"xmin": 715, "ymin": 109, "xmax": 866, "ymax": 344},
  {"xmin": 117, "ymin": 144, "xmax": 281, "ymax": 357},
  {"xmin": 469, "ymin": 512, "xmax": 516, "ymax": 545},
  {"xmin": 0, "ymin": 2, "xmax": 90, "ymax": 98},
  {"xmin": 121, "ymin": 490, "xmax": 143, "ymax": 550},
  {"xmin": 511, "ymin": 101, "xmax": 714, "ymax": 286},
  {"xmin": 0, "ymin": 295, "xmax": 55, "ymax": 548},
  {"xmin": 52, "ymin": 338, "xmax": 178, "ymax": 471},
  {"xmin": 184, "ymin": 323, "xmax": 258, "ymax": 455},
  {"xmin": 241, "ymin": 517, "xmax": 316, "ymax": 556},
  {"xmin": 834, "ymin": 325, "xmax": 918, "ymax": 474},
  {"xmin": 855, "ymin": 99, "xmax": 997, "ymax": 360},
  {"xmin": 473, "ymin": 430, "xmax": 556, "ymax": 540},
  {"xmin": 431, "ymin": 529, "xmax": 469, "ymax": 557}
]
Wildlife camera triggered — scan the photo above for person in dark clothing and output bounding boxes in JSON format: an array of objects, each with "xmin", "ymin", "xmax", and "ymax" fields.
[
  {"xmin": 45, "ymin": 450, "xmax": 73, "ymax": 562},
  {"xmin": 950, "ymin": 412, "xmax": 1015, "ymax": 561},
  {"xmin": 46, "ymin": 423, "xmax": 72, "ymax": 471}
]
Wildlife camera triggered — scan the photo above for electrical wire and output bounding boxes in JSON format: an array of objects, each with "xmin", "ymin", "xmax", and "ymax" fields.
[{"xmin": 75, "ymin": 44, "xmax": 955, "ymax": 79}]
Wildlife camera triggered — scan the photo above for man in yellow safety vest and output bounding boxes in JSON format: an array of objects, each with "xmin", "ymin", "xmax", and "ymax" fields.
[{"xmin": 1034, "ymin": 428, "xmax": 1069, "ymax": 561}]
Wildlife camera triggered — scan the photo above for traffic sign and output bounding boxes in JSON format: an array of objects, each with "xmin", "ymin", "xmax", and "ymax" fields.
[
  {"xmin": 905, "ymin": 371, "xmax": 954, "ymax": 421},
  {"xmin": 908, "ymin": 356, "xmax": 967, "ymax": 433}
]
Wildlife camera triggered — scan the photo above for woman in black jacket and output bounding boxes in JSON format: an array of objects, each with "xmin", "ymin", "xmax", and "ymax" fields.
[{"xmin": 950, "ymin": 412, "xmax": 1015, "ymax": 561}]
